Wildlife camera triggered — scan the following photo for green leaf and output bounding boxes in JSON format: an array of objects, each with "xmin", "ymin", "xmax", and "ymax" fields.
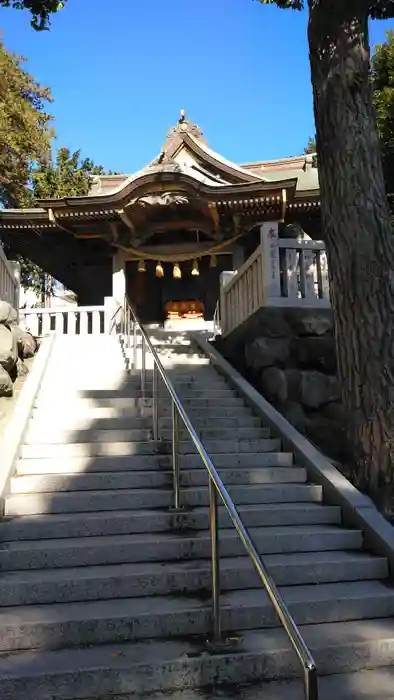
[{"xmin": 256, "ymin": 0, "xmax": 304, "ymax": 9}]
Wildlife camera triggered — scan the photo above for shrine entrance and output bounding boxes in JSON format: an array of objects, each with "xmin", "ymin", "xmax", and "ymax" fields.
[{"xmin": 126, "ymin": 256, "xmax": 226, "ymax": 326}]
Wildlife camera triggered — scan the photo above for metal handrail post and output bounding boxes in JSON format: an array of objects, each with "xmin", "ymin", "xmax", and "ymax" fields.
[
  {"xmin": 152, "ymin": 363, "xmax": 159, "ymax": 440},
  {"xmin": 141, "ymin": 335, "xmax": 146, "ymax": 398},
  {"xmin": 126, "ymin": 305, "xmax": 131, "ymax": 349},
  {"xmin": 172, "ymin": 402, "xmax": 181, "ymax": 509},
  {"xmin": 133, "ymin": 322, "xmax": 137, "ymax": 370},
  {"xmin": 305, "ymin": 666, "xmax": 319, "ymax": 700},
  {"xmin": 209, "ymin": 477, "xmax": 221, "ymax": 643}
]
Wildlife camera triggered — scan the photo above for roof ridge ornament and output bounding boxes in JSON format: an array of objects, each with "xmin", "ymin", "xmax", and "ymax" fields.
[{"xmin": 166, "ymin": 110, "xmax": 206, "ymax": 143}]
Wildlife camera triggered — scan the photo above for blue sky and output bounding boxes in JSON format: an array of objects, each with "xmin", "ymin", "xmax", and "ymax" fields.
[{"xmin": 1, "ymin": 0, "xmax": 393, "ymax": 173}]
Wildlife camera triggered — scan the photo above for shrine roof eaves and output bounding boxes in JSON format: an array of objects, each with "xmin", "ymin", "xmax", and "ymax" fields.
[{"xmin": 0, "ymin": 171, "xmax": 300, "ymax": 226}]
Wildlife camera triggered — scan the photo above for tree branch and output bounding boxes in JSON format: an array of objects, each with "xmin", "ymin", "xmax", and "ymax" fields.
[
  {"xmin": 0, "ymin": 1, "xmax": 65, "ymax": 30},
  {"xmin": 369, "ymin": 0, "xmax": 394, "ymax": 19},
  {"xmin": 256, "ymin": 0, "xmax": 304, "ymax": 9}
]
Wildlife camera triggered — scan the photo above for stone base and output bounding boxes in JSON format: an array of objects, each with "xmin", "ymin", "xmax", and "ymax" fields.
[{"xmin": 216, "ymin": 307, "xmax": 348, "ymax": 462}]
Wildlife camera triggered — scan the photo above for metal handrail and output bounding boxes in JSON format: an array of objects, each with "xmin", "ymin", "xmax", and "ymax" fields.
[
  {"xmin": 122, "ymin": 295, "xmax": 318, "ymax": 700},
  {"xmin": 213, "ymin": 300, "xmax": 221, "ymax": 337}
]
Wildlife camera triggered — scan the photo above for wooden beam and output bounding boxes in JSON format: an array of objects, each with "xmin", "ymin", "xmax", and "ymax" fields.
[
  {"xmin": 74, "ymin": 234, "xmax": 103, "ymax": 239},
  {"xmin": 118, "ymin": 208, "xmax": 136, "ymax": 234}
]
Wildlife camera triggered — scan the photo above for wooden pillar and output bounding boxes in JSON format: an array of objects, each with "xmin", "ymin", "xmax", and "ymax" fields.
[
  {"xmin": 112, "ymin": 249, "xmax": 126, "ymax": 306},
  {"xmin": 232, "ymin": 246, "xmax": 244, "ymax": 271}
]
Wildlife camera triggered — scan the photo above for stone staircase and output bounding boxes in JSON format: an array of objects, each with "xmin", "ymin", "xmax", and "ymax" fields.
[{"xmin": 1, "ymin": 331, "xmax": 394, "ymax": 699}]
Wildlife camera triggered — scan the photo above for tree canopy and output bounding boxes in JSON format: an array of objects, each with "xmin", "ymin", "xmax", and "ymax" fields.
[
  {"xmin": 371, "ymin": 30, "xmax": 394, "ymax": 209},
  {"xmin": 0, "ymin": 0, "xmax": 65, "ymax": 30},
  {"xmin": 32, "ymin": 147, "xmax": 105, "ymax": 200},
  {"xmin": 0, "ymin": 38, "xmax": 106, "ymax": 294},
  {"xmin": 257, "ymin": 0, "xmax": 394, "ymax": 19},
  {"xmin": 14, "ymin": 148, "xmax": 106, "ymax": 294},
  {"xmin": 0, "ymin": 37, "xmax": 53, "ymax": 208}
]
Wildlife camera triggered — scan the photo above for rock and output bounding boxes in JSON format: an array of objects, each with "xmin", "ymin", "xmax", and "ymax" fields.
[
  {"xmin": 14, "ymin": 327, "xmax": 37, "ymax": 359},
  {"xmin": 0, "ymin": 301, "xmax": 17, "ymax": 327},
  {"xmin": 9, "ymin": 357, "xmax": 29, "ymax": 382},
  {"xmin": 321, "ymin": 401, "xmax": 345, "ymax": 423},
  {"xmin": 260, "ymin": 366, "xmax": 287, "ymax": 403},
  {"xmin": 287, "ymin": 309, "xmax": 333, "ymax": 337},
  {"xmin": 0, "ymin": 365, "xmax": 12, "ymax": 397},
  {"xmin": 0, "ymin": 324, "xmax": 18, "ymax": 374},
  {"xmin": 290, "ymin": 337, "xmax": 337, "ymax": 373},
  {"xmin": 245, "ymin": 337, "xmax": 290, "ymax": 371},
  {"xmin": 299, "ymin": 371, "xmax": 341, "ymax": 409},
  {"xmin": 255, "ymin": 309, "xmax": 291, "ymax": 338},
  {"xmin": 284, "ymin": 369, "xmax": 301, "ymax": 401},
  {"xmin": 279, "ymin": 400, "xmax": 307, "ymax": 430},
  {"xmin": 304, "ymin": 415, "xmax": 349, "ymax": 462}
]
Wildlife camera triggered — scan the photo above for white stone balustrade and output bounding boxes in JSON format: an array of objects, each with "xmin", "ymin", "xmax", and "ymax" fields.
[
  {"xmin": 0, "ymin": 246, "xmax": 20, "ymax": 312},
  {"xmin": 219, "ymin": 222, "xmax": 330, "ymax": 337},
  {"xmin": 20, "ymin": 305, "xmax": 108, "ymax": 337}
]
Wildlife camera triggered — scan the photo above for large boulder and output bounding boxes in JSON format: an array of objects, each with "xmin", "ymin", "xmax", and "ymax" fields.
[
  {"xmin": 0, "ymin": 365, "xmax": 12, "ymax": 397},
  {"xmin": 0, "ymin": 324, "xmax": 18, "ymax": 374},
  {"xmin": 13, "ymin": 326, "xmax": 37, "ymax": 359},
  {"xmin": 260, "ymin": 366, "xmax": 288, "ymax": 403},
  {"xmin": 290, "ymin": 337, "xmax": 337, "ymax": 373},
  {"xmin": 0, "ymin": 301, "xmax": 18, "ymax": 327},
  {"xmin": 245, "ymin": 337, "xmax": 290, "ymax": 371},
  {"xmin": 287, "ymin": 310, "xmax": 333, "ymax": 337},
  {"xmin": 299, "ymin": 371, "xmax": 341, "ymax": 409},
  {"xmin": 9, "ymin": 357, "xmax": 29, "ymax": 382}
]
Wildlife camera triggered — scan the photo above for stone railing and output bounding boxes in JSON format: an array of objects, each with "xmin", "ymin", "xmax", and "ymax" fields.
[
  {"xmin": 220, "ymin": 246, "xmax": 265, "ymax": 336},
  {"xmin": 20, "ymin": 304, "xmax": 108, "ymax": 337},
  {"xmin": 0, "ymin": 247, "xmax": 20, "ymax": 312},
  {"xmin": 219, "ymin": 222, "xmax": 330, "ymax": 337}
]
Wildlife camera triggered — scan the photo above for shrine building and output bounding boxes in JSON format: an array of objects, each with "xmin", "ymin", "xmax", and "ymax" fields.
[{"xmin": 0, "ymin": 113, "xmax": 320, "ymax": 324}]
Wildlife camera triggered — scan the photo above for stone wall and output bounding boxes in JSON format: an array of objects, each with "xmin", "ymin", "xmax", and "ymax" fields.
[{"xmin": 215, "ymin": 307, "xmax": 348, "ymax": 462}]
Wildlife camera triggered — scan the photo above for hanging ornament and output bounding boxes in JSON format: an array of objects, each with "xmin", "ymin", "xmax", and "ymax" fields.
[
  {"xmin": 209, "ymin": 254, "xmax": 217, "ymax": 268},
  {"xmin": 191, "ymin": 259, "xmax": 199, "ymax": 276},
  {"xmin": 155, "ymin": 261, "xmax": 164, "ymax": 278},
  {"xmin": 173, "ymin": 262, "xmax": 181, "ymax": 279},
  {"xmin": 137, "ymin": 259, "xmax": 146, "ymax": 273}
]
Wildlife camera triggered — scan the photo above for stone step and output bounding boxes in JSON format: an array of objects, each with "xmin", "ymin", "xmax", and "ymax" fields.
[
  {"xmin": 127, "ymin": 375, "xmax": 229, "ymax": 387},
  {"xmin": 34, "ymin": 395, "xmax": 245, "ymax": 409},
  {"xmin": 0, "ymin": 581, "xmax": 392, "ymax": 652},
  {"xmin": 23, "ymin": 426, "xmax": 270, "ymax": 445},
  {"xmin": 0, "ymin": 551, "xmax": 387, "ymax": 607},
  {"xmin": 0, "ymin": 502, "xmax": 338, "ymax": 541},
  {"xmin": 2, "ymin": 620, "xmax": 394, "ymax": 699},
  {"xmin": 27, "ymin": 414, "xmax": 262, "ymax": 432},
  {"xmin": 136, "ymin": 672, "xmax": 394, "ymax": 700},
  {"xmin": 5, "ymin": 483, "xmax": 322, "ymax": 516},
  {"xmin": 0, "ymin": 525, "xmax": 358, "ymax": 570},
  {"xmin": 20, "ymin": 438, "xmax": 282, "ymax": 460},
  {"xmin": 16, "ymin": 452, "xmax": 294, "ymax": 475},
  {"xmin": 31, "ymin": 403, "xmax": 252, "ymax": 418},
  {"xmin": 10, "ymin": 466, "xmax": 307, "ymax": 494},
  {"xmin": 36, "ymin": 388, "xmax": 237, "ymax": 402}
]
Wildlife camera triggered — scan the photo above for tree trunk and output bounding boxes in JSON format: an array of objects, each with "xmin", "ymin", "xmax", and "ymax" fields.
[{"xmin": 308, "ymin": 0, "xmax": 394, "ymax": 509}]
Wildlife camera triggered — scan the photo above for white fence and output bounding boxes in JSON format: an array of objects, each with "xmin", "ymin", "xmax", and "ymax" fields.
[
  {"xmin": 219, "ymin": 222, "xmax": 330, "ymax": 337},
  {"xmin": 20, "ymin": 305, "xmax": 109, "ymax": 337},
  {"xmin": 0, "ymin": 247, "xmax": 20, "ymax": 311}
]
